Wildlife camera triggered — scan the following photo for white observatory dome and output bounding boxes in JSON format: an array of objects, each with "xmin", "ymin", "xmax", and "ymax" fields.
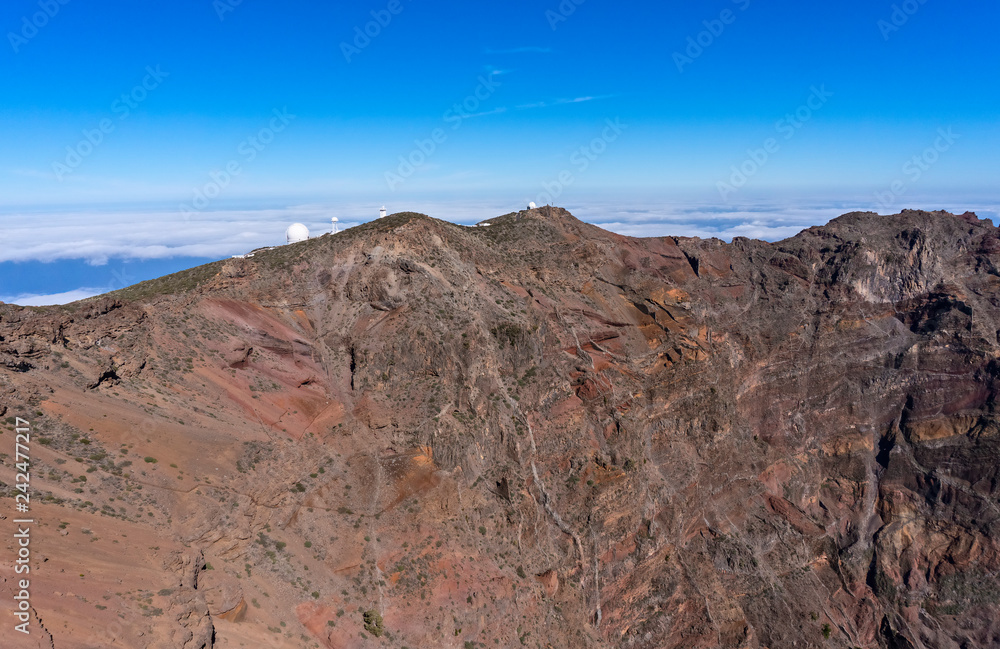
[
  {"xmin": 528, "ymin": 202, "xmax": 537, "ymax": 209},
  {"xmin": 285, "ymin": 223, "xmax": 310, "ymax": 244}
]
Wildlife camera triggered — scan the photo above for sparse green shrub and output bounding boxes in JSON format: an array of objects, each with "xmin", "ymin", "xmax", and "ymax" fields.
[
  {"xmin": 490, "ymin": 322, "xmax": 525, "ymax": 347},
  {"xmin": 363, "ymin": 609, "xmax": 384, "ymax": 637}
]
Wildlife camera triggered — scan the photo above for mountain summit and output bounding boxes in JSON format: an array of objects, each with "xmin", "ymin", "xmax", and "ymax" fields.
[{"xmin": 2, "ymin": 207, "xmax": 1000, "ymax": 649}]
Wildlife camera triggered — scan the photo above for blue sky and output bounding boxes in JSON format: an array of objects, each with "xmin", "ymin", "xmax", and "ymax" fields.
[{"xmin": 1, "ymin": 0, "xmax": 997, "ymax": 303}]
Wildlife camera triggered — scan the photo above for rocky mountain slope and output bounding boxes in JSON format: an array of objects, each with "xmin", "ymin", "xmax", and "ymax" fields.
[{"xmin": 2, "ymin": 206, "xmax": 1000, "ymax": 649}]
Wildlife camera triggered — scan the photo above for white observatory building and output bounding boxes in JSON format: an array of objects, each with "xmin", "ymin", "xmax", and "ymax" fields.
[
  {"xmin": 331, "ymin": 217, "xmax": 339, "ymax": 234},
  {"xmin": 379, "ymin": 206, "xmax": 387, "ymax": 219},
  {"xmin": 285, "ymin": 223, "xmax": 310, "ymax": 244}
]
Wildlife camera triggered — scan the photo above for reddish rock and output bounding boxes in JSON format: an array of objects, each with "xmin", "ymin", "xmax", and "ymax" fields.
[{"xmin": 536, "ymin": 569, "xmax": 559, "ymax": 597}]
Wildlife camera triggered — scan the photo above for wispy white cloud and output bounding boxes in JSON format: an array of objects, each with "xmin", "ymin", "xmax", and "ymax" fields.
[
  {"xmin": 516, "ymin": 95, "xmax": 614, "ymax": 110},
  {"xmin": 484, "ymin": 46, "xmax": 551, "ymax": 54},
  {"xmin": 462, "ymin": 107, "xmax": 508, "ymax": 119},
  {"xmin": 1, "ymin": 287, "xmax": 105, "ymax": 306}
]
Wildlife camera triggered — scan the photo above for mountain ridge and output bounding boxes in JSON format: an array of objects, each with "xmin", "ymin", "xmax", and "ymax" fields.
[{"xmin": 2, "ymin": 206, "xmax": 1000, "ymax": 649}]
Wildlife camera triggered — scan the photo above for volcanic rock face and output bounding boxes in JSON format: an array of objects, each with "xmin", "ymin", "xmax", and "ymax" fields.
[{"xmin": 2, "ymin": 207, "xmax": 1000, "ymax": 649}]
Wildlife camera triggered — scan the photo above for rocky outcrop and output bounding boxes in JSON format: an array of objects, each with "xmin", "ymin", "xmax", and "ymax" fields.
[{"xmin": 157, "ymin": 551, "xmax": 215, "ymax": 649}]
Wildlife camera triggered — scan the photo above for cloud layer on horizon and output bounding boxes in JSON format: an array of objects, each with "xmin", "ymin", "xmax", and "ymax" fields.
[
  {"xmin": 1, "ymin": 197, "xmax": 996, "ymax": 305},
  {"xmin": 7, "ymin": 199, "xmax": 995, "ymax": 264},
  {"xmin": 1, "ymin": 287, "xmax": 106, "ymax": 307}
]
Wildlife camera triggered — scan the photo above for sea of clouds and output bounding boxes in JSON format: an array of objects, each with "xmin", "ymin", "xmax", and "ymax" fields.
[{"xmin": 1, "ymin": 196, "xmax": 996, "ymax": 306}]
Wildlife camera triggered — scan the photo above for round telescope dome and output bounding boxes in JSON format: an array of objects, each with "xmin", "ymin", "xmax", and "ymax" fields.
[{"xmin": 286, "ymin": 223, "xmax": 310, "ymax": 244}]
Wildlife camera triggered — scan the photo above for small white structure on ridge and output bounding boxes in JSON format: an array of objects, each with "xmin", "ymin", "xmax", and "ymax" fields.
[
  {"xmin": 528, "ymin": 202, "xmax": 537, "ymax": 209},
  {"xmin": 331, "ymin": 217, "xmax": 339, "ymax": 234},
  {"xmin": 286, "ymin": 223, "xmax": 310, "ymax": 244},
  {"xmin": 379, "ymin": 206, "xmax": 387, "ymax": 219}
]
